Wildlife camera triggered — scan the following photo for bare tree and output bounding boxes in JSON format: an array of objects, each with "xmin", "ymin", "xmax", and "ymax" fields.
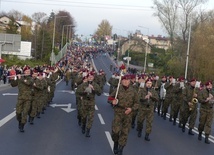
[
  {"xmin": 177, "ymin": 0, "xmax": 208, "ymax": 42},
  {"xmin": 153, "ymin": 0, "xmax": 208, "ymax": 46},
  {"xmin": 153, "ymin": 0, "xmax": 178, "ymax": 49}
]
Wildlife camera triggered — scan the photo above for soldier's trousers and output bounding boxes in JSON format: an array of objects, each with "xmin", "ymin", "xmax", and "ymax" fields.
[
  {"xmin": 81, "ymin": 104, "xmax": 95, "ymax": 129},
  {"xmin": 172, "ymin": 102, "xmax": 181, "ymax": 120},
  {"xmin": 162, "ymin": 97, "xmax": 172, "ymax": 115},
  {"xmin": 181, "ymin": 106, "xmax": 197, "ymax": 129},
  {"xmin": 16, "ymin": 99, "xmax": 31, "ymax": 124},
  {"xmin": 198, "ymin": 108, "xmax": 214, "ymax": 135},
  {"xmin": 76, "ymin": 96, "xmax": 82, "ymax": 120},
  {"xmin": 111, "ymin": 111, "xmax": 132, "ymax": 146},
  {"xmin": 137, "ymin": 105, "xmax": 154, "ymax": 134},
  {"xmin": 29, "ymin": 98, "xmax": 39, "ymax": 118}
]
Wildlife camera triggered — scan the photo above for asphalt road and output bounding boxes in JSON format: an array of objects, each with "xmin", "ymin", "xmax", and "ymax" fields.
[{"xmin": 0, "ymin": 54, "xmax": 213, "ymax": 155}]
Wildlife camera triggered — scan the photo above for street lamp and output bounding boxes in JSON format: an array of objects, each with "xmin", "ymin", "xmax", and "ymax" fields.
[
  {"xmin": 184, "ymin": 18, "xmax": 192, "ymax": 79},
  {"xmin": 61, "ymin": 24, "xmax": 74, "ymax": 50},
  {"xmin": 123, "ymin": 30, "xmax": 132, "ymax": 68},
  {"xmin": 51, "ymin": 15, "xmax": 67, "ymax": 66},
  {"xmin": 139, "ymin": 26, "xmax": 149, "ymax": 73}
]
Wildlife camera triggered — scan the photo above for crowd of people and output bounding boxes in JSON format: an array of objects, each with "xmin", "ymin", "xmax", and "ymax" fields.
[
  {"xmin": 107, "ymin": 68, "xmax": 214, "ymax": 154},
  {"xmin": 3, "ymin": 44, "xmax": 214, "ymax": 155}
]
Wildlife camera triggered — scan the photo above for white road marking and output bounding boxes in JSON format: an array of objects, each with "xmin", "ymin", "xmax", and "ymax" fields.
[
  {"xmin": 0, "ymin": 111, "xmax": 16, "ymax": 127},
  {"xmin": 105, "ymin": 131, "xmax": 114, "ymax": 153},
  {"xmin": 98, "ymin": 113, "xmax": 105, "ymax": 125}
]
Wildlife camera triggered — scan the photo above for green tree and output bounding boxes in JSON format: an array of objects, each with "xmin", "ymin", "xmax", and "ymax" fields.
[
  {"xmin": 94, "ymin": 19, "xmax": 112, "ymax": 43},
  {"xmin": 21, "ymin": 15, "xmax": 33, "ymax": 41}
]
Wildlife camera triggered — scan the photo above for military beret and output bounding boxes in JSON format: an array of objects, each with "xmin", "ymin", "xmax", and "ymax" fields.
[
  {"xmin": 23, "ymin": 66, "xmax": 30, "ymax": 72},
  {"xmin": 145, "ymin": 78, "xmax": 153, "ymax": 83},
  {"xmin": 121, "ymin": 75, "xmax": 130, "ymax": 80},
  {"xmin": 178, "ymin": 76, "xmax": 185, "ymax": 81},
  {"xmin": 190, "ymin": 78, "xmax": 196, "ymax": 82},
  {"xmin": 205, "ymin": 81, "xmax": 212, "ymax": 86}
]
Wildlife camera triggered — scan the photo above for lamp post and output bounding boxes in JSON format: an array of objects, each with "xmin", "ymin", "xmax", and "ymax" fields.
[
  {"xmin": 61, "ymin": 24, "xmax": 74, "ymax": 50},
  {"xmin": 139, "ymin": 26, "xmax": 149, "ymax": 73},
  {"xmin": 51, "ymin": 15, "xmax": 67, "ymax": 66},
  {"xmin": 184, "ymin": 18, "xmax": 192, "ymax": 79},
  {"xmin": 123, "ymin": 30, "xmax": 132, "ymax": 68}
]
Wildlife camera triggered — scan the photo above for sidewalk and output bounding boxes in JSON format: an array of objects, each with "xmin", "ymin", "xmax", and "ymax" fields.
[{"xmin": 0, "ymin": 80, "xmax": 10, "ymax": 88}]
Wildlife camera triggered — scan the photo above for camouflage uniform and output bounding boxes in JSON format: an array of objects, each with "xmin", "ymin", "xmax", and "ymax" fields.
[
  {"xmin": 110, "ymin": 85, "xmax": 139, "ymax": 147},
  {"xmin": 11, "ymin": 75, "xmax": 33, "ymax": 131},
  {"xmin": 197, "ymin": 87, "xmax": 214, "ymax": 143},
  {"xmin": 163, "ymin": 81, "xmax": 174, "ymax": 120},
  {"xmin": 76, "ymin": 81, "xmax": 101, "ymax": 137},
  {"xmin": 137, "ymin": 87, "xmax": 159, "ymax": 139},
  {"xmin": 49, "ymin": 72, "xmax": 59, "ymax": 102},
  {"xmin": 172, "ymin": 82, "xmax": 184, "ymax": 126},
  {"xmin": 64, "ymin": 69, "xmax": 71, "ymax": 85},
  {"xmin": 181, "ymin": 84, "xmax": 199, "ymax": 134},
  {"xmin": 30, "ymin": 76, "xmax": 44, "ymax": 123}
]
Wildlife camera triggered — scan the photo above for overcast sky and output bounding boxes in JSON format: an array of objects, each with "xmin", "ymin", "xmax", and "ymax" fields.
[{"xmin": 1, "ymin": 0, "xmax": 214, "ymax": 38}]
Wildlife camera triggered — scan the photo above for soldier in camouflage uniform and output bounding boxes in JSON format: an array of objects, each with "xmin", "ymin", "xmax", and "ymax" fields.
[
  {"xmin": 29, "ymin": 71, "xmax": 44, "ymax": 124},
  {"xmin": 70, "ymin": 68, "xmax": 78, "ymax": 91},
  {"xmin": 64, "ymin": 68, "xmax": 71, "ymax": 86},
  {"xmin": 40, "ymin": 72, "xmax": 48, "ymax": 115},
  {"xmin": 157, "ymin": 76, "xmax": 167, "ymax": 116},
  {"xmin": 137, "ymin": 78, "xmax": 159, "ymax": 141},
  {"xmin": 171, "ymin": 77, "xmax": 185, "ymax": 126},
  {"xmin": 76, "ymin": 72, "xmax": 101, "ymax": 137},
  {"xmin": 10, "ymin": 66, "xmax": 33, "ymax": 132},
  {"xmin": 181, "ymin": 78, "xmax": 199, "ymax": 135},
  {"xmin": 75, "ymin": 74, "xmax": 87, "ymax": 126},
  {"xmin": 108, "ymin": 73, "xmax": 120, "ymax": 95},
  {"xmin": 197, "ymin": 81, "xmax": 214, "ymax": 144},
  {"xmin": 108, "ymin": 75, "xmax": 139, "ymax": 155},
  {"xmin": 162, "ymin": 76, "xmax": 175, "ymax": 120}
]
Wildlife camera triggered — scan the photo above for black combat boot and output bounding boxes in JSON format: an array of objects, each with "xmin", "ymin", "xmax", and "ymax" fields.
[
  {"xmin": 138, "ymin": 129, "xmax": 142, "ymax": 137},
  {"xmin": 117, "ymin": 145, "xmax": 124, "ymax": 155},
  {"xmin": 198, "ymin": 131, "xmax": 202, "ymax": 141},
  {"xmin": 178, "ymin": 122, "xmax": 182, "ymax": 128},
  {"xmin": 131, "ymin": 119, "xmax": 135, "ymax": 129},
  {"xmin": 145, "ymin": 133, "xmax": 150, "ymax": 141},
  {"xmin": 182, "ymin": 124, "xmax": 185, "ymax": 132},
  {"xmin": 82, "ymin": 125, "xmax": 86, "ymax": 134},
  {"xmin": 85, "ymin": 128, "xmax": 91, "ymax": 137},
  {"xmin": 173, "ymin": 118, "xmax": 176, "ymax": 126},
  {"xmin": 37, "ymin": 112, "xmax": 40, "ymax": 118},
  {"xmin": 113, "ymin": 142, "xmax": 118, "ymax": 154},
  {"xmin": 77, "ymin": 115, "xmax": 81, "ymax": 126},
  {"xmin": 188, "ymin": 128, "xmax": 194, "ymax": 135},
  {"xmin": 169, "ymin": 116, "xmax": 172, "ymax": 122},
  {"xmin": 163, "ymin": 113, "xmax": 166, "ymax": 120},
  {"xmin": 19, "ymin": 123, "xmax": 25, "ymax": 132},
  {"xmin": 29, "ymin": 117, "xmax": 34, "ymax": 125},
  {"xmin": 18, "ymin": 121, "xmax": 21, "ymax": 129},
  {"xmin": 205, "ymin": 134, "xmax": 210, "ymax": 144}
]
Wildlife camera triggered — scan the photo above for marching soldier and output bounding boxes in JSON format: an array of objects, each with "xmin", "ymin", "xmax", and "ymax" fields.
[
  {"xmin": 108, "ymin": 75, "xmax": 139, "ymax": 155},
  {"xmin": 29, "ymin": 70, "xmax": 44, "ymax": 124},
  {"xmin": 197, "ymin": 81, "xmax": 214, "ymax": 144},
  {"xmin": 162, "ymin": 76, "xmax": 175, "ymax": 120},
  {"xmin": 181, "ymin": 78, "xmax": 199, "ymax": 135},
  {"xmin": 136, "ymin": 78, "xmax": 159, "ymax": 141},
  {"xmin": 157, "ymin": 76, "xmax": 167, "ymax": 116},
  {"xmin": 171, "ymin": 76, "xmax": 185, "ymax": 126},
  {"xmin": 10, "ymin": 66, "xmax": 33, "ymax": 132},
  {"xmin": 76, "ymin": 72, "xmax": 102, "ymax": 137}
]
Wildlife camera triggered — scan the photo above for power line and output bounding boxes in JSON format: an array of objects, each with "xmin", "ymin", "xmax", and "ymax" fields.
[{"xmin": 2, "ymin": 0, "xmax": 153, "ymax": 11}]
